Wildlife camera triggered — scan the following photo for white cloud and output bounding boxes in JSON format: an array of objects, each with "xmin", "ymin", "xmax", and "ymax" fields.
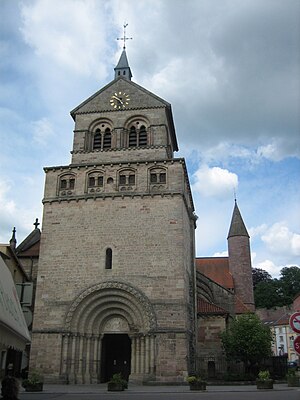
[
  {"xmin": 262, "ymin": 222, "xmax": 300, "ymax": 257},
  {"xmin": 0, "ymin": 179, "xmax": 16, "ymax": 215},
  {"xmin": 31, "ymin": 117, "xmax": 54, "ymax": 145},
  {"xmin": 253, "ymin": 259, "xmax": 281, "ymax": 278},
  {"xmin": 257, "ymin": 138, "xmax": 300, "ymax": 161},
  {"xmin": 249, "ymin": 224, "xmax": 268, "ymax": 238},
  {"xmin": 20, "ymin": 0, "xmax": 111, "ymax": 78},
  {"xmin": 192, "ymin": 164, "xmax": 238, "ymax": 198}
]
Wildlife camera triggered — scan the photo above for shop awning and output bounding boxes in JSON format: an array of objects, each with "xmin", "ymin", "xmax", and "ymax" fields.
[{"xmin": 0, "ymin": 257, "xmax": 31, "ymax": 351}]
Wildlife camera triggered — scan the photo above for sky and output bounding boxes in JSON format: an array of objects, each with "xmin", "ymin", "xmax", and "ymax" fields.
[{"xmin": 0, "ymin": 0, "xmax": 299, "ymax": 278}]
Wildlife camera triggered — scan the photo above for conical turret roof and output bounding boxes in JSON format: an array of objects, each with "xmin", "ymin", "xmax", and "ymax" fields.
[{"xmin": 227, "ymin": 201, "xmax": 249, "ymax": 238}]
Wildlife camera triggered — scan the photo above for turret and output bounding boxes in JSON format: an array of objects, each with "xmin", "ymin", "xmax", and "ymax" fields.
[{"xmin": 227, "ymin": 201, "xmax": 255, "ymax": 311}]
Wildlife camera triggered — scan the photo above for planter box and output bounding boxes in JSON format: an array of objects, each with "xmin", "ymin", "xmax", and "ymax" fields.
[
  {"xmin": 256, "ymin": 379, "xmax": 273, "ymax": 389},
  {"xmin": 107, "ymin": 382, "xmax": 124, "ymax": 391},
  {"xmin": 287, "ymin": 376, "xmax": 300, "ymax": 387},
  {"xmin": 24, "ymin": 383, "xmax": 43, "ymax": 392},
  {"xmin": 189, "ymin": 382, "xmax": 207, "ymax": 391}
]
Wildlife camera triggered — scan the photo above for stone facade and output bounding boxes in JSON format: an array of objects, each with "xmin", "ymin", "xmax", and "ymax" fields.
[
  {"xmin": 27, "ymin": 50, "xmax": 256, "ymax": 384},
  {"xmin": 30, "ymin": 57, "xmax": 196, "ymax": 384}
]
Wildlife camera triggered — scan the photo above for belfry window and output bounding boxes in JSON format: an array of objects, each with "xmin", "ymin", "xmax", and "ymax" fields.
[
  {"xmin": 128, "ymin": 124, "xmax": 148, "ymax": 147},
  {"xmin": 129, "ymin": 127, "xmax": 137, "ymax": 147},
  {"xmin": 105, "ymin": 248, "xmax": 112, "ymax": 269},
  {"xmin": 139, "ymin": 125, "xmax": 147, "ymax": 146},
  {"xmin": 93, "ymin": 129, "xmax": 101, "ymax": 149},
  {"xmin": 103, "ymin": 128, "xmax": 111, "ymax": 149},
  {"xmin": 92, "ymin": 126, "xmax": 112, "ymax": 150}
]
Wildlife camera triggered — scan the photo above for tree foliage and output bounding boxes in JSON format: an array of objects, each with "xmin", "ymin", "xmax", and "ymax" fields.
[
  {"xmin": 253, "ymin": 266, "xmax": 300, "ymax": 309},
  {"xmin": 221, "ymin": 313, "xmax": 272, "ymax": 371},
  {"xmin": 252, "ymin": 268, "xmax": 272, "ymax": 289}
]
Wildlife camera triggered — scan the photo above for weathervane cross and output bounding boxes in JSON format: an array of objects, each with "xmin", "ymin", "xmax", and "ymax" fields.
[{"xmin": 117, "ymin": 23, "xmax": 132, "ymax": 50}]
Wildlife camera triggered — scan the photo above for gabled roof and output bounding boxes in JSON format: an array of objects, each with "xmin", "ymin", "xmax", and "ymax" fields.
[
  {"xmin": 227, "ymin": 201, "xmax": 249, "ymax": 238},
  {"xmin": 196, "ymin": 257, "xmax": 234, "ymax": 290},
  {"xmin": 16, "ymin": 228, "xmax": 41, "ymax": 257},
  {"xmin": 70, "ymin": 77, "xmax": 178, "ymax": 151}
]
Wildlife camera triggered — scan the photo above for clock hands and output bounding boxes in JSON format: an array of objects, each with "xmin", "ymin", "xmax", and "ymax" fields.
[
  {"xmin": 112, "ymin": 95, "xmax": 124, "ymax": 105},
  {"xmin": 110, "ymin": 92, "xmax": 130, "ymax": 109}
]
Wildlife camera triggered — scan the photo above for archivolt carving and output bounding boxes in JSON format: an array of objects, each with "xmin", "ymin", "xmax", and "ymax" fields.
[{"xmin": 64, "ymin": 280, "xmax": 157, "ymax": 333}]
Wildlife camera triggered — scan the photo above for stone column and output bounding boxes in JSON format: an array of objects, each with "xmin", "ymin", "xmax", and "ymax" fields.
[
  {"xmin": 150, "ymin": 335, "xmax": 155, "ymax": 375},
  {"xmin": 90, "ymin": 335, "xmax": 97, "ymax": 383},
  {"xmin": 69, "ymin": 334, "xmax": 77, "ymax": 383},
  {"xmin": 84, "ymin": 335, "xmax": 91, "ymax": 383},
  {"xmin": 60, "ymin": 334, "xmax": 69, "ymax": 377},
  {"xmin": 145, "ymin": 335, "xmax": 150, "ymax": 374},
  {"xmin": 136, "ymin": 335, "xmax": 140, "ymax": 374},
  {"xmin": 78, "ymin": 335, "xmax": 84, "ymax": 384},
  {"xmin": 131, "ymin": 336, "xmax": 136, "ymax": 374},
  {"xmin": 140, "ymin": 335, "xmax": 145, "ymax": 374},
  {"xmin": 96, "ymin": 335, "xmax": 102, "ymax": 383}
]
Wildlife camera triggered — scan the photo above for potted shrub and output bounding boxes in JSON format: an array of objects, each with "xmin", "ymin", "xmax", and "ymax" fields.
[
  {"xmin": 256, "ymin": 370, "xmax": 273, "ymax": 390},
  {"xmin": 107, "ymin": 373, "xmax": 127, "ymax": 391},
  {"xmin": 287, "ymin": 370, "xmax": 300, "ymax": 387},
  {"xmin": 22, "ymin": 370, "xmax": 44, "ymax": 392},
  {"xmin": 186, "ymin": 375, "xmax": 207, "ymax": 391}
]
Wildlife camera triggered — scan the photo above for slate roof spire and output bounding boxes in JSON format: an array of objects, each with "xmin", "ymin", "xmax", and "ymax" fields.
[
  {"xmin": 114, "ymin": 49, "xmax": 132, "ymax": 81},
  {"xmin": 227, "ymin": 200, "xmax": 249, "ymax": 238},
  {"xmin": 114, "ymin": 23, "xmax": 132, "ymax": 80}
]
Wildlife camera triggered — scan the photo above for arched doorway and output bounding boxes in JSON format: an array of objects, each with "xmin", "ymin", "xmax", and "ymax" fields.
[
  {"xmin": 101, "ymin": 334, "xmax": 131, "ymax": 382},
  {"xmin": 62, "ymin": 281, "xmax": 157, "ymax": 384}
]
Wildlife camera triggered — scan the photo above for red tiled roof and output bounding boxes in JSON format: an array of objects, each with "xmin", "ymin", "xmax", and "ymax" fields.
[
  {"xmin": 235, "ymin": 296, "xmax": 252, "ymax": 314},
  {"xmin": 195, "ymin": 257, "xmax": 234, "ymax": 290},
  {"xmin": 197, "ymin": 298, "xmax": 228, "ymax": 315}
]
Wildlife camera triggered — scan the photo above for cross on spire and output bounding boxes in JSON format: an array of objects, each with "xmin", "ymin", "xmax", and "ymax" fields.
[
  {"xmin": 34, "ymin": 218, "xmax": 40, "ymax": 229},
  {"xmin": 117, "ymin": 23, "xmax": 132, "ymax": 50}
]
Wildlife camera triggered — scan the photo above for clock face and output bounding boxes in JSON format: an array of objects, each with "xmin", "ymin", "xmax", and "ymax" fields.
[{"xmin": 110, "ymin": 91, "xmax": 130, "ymax": 109}]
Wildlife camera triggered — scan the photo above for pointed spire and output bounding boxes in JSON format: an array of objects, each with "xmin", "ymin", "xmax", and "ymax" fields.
[
  {"xmin": 227, "ymin": 200, "xmax": 249, "ymax": 238},
  {"xmin": 114, "ymin": 49, "xmax": 132, "ymax": 80},
  {"xmin": 9, "ymin": 227, "xmax": 17, "ymax": 250}
]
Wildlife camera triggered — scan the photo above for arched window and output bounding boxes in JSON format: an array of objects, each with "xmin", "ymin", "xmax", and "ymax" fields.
[
  {"xmin": 129, "ymin": 126, "xmax": 137, "ymax": 147},
  {"xmin": 105, "ymin": 248, "xmax": 112, "ymax": 269},
  {"xmin": 139, "ymin": 125, "xmax": 147, "ymax": 146},
  {"xmin": 93, "ymin": 129, "xmax": 101, "ymax": 149},
  {"xmin": 103, "ymin": 128, "xmax": 111, "ymax": 149},
  {"xmin": 118, "ymin": 169, "xmax": 136, "ymax": 190},
  {"xmin": 59, "ymin": 174, "xmax": 76, "ymax": 195},
  {"xmin": 149, "ymin": 167, "xmax": 167, "ymax": 188},
  {"xmin": 87, "ymin": 171, "xmax": 104, "ymax": 193}
]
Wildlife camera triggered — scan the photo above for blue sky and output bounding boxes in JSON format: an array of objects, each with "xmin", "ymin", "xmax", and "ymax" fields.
[{"xmin": 0, "ymin": 0, "xmax": 299, "ymax": 277}]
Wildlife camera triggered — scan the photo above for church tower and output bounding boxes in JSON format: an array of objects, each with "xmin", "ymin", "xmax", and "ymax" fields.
[
  {"xmin": 30, "ymin": 47, "xmax": 197, "ymax": 384},
  {"xmin": 227, "ymin": 201, "xmax": 255, "ymax": 311}
]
